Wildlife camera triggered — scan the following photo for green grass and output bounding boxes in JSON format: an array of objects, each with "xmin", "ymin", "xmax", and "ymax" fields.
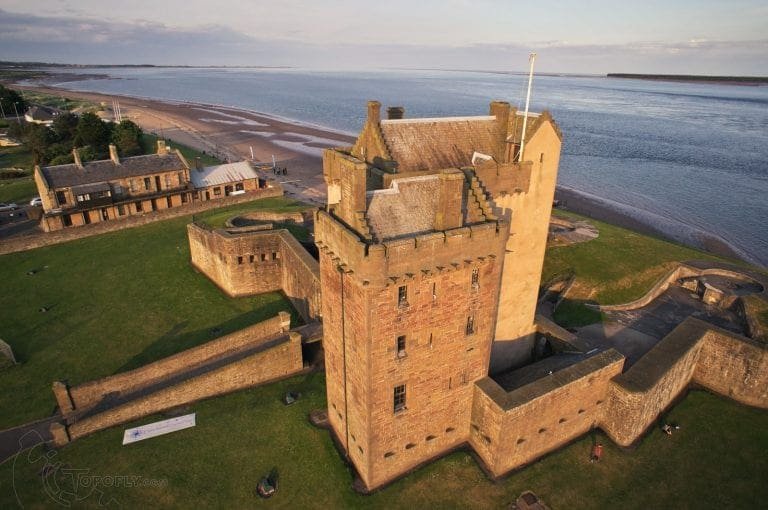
[
  {"xmin": 195, "ymin": 198, "xmax": 312, "ymax": 229},
  {"xmin": 0, "ymin": 197, "xmax": 306, "ymax": 429},
  {"xmin": 20, "ymin": 90, "xmax": 98, "ymax": 112},
  {"xmin": 2, "ymin": 382, "xmax": 766, "ymax": 509},
  {"xmin": 0, "ymin": 143, "xmax": 34, "ymax": 172},
  {"xmin": 0, "ymin": 176, "xmax": 36, "ymax": 203},
  {"xmin": 544, "ymin": 210, "xmax": 731, "ymax": 327}
]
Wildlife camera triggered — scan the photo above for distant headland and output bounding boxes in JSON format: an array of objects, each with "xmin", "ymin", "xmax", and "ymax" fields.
[{"xmin": 608, "ymin": 73, "xmax": 768, "ymax": 85}]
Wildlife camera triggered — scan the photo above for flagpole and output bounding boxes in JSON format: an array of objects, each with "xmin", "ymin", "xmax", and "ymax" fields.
[{"xmin": 518, "ymin": 52, "xmax": 536, "ymax": 162}]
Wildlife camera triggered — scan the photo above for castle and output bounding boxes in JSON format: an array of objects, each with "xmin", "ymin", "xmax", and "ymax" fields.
[
  {"xmin": 47, "ymin": 100, "xmax": 768, "ymax": 494},
  {"xmin": 316, "ymin": 100, "xmax": 562, "ymax": 489}
]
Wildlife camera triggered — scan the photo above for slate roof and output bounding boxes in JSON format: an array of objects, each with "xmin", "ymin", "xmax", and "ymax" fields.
[
  {"xmin": 379, "ymin": 116, "xmax": 502, "ymax": 172},
  {"xmin": 25, "ymin": 105, "xmax": 60, "ymax": 122},
  {"xmin": 189, "ymin": 161, "xmax": 258, "ymax": 189},
  {"xmin": 366, "ymin": 175, "xmax": 441, "ymax": 240},
  {"xmin": 41, "ymin": 153, "xmax": 187, "ymax": 189}
]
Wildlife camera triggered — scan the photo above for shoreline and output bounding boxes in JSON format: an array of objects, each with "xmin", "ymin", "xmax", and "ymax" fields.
[{"xmin": 10, "ymin": 81, "xmax": 762, "ymax": 268}]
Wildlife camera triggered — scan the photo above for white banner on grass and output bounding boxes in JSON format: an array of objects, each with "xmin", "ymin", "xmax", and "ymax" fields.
[{"xmin": 122, "ymin": 413, "xmax": 196, "ymax": 445}]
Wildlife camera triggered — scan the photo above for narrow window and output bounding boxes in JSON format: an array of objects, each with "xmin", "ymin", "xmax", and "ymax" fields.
[
  {"xmin": 471, "ymin": 268, "xmax": 479, "ymax": 289},
  {"xmin": 130, "ymin": 179, "xmax": 136, "ymax": 192},
  {"xmin": 237, "ymin": 256, "xmax": 243, "ymax": 265},
  {"xmin": 166, "ymin": 196, "xmax": 173, "ymax": 208},
  {"xmin": 55, "ymin": 190, "xmax": 67, "ymax": 205},
  {"xmin": 466, "ymin": 316, "xmax": 475, "ymax": 335},
  {"xmin": 426, "ymin": 435, "xmax": 436, "ymax": 441},
  {"xmin": 213, "ymin": 187, "xmax": 222, "ymax": 196},
  {"xmin": 384, "ymin": 452, "xmax": 394, "ymax": 458},
  {"xmin": 63, "ymin": 214, "xmax": 72, "ymax": 227},
  {"xmin": 432, "ymin": 282, "xmax": 437, "ymax": 301},
  {"xmin": 261, "ymin": 253, "xmax": 267, "ymax": 262},
  {"xmin": 154, "ymin": 175, "xmax": 162, "ymax": 190},
  {"xmin": 135, "ymin": 201, "xmax": 143, "ymax": 212},
  {"xmin": 272, "ymin": 252, "xmax": 278, "ymax": 260},
  {"xmin": 405, "ymin": 443, "xmax": 415, "ymax": 450},
  {"xmin": 249, "ymin": 255, "xmax": 255, "ymax": 263},
  {"xmin": 398, "ymin": 285, "xmax": 408, "ymax": 307},
  {"xmin": 181, "ymin": 193, "xmax": 189, "ymax": 203},
  {"xmin": 117, "ymin": 204, "xmax": 125, "ymax": 216},
  {"xmin": 393, "ymin": 384, "xmax": 406, "ymax": 413},
  {"xmin": 143, "ymin": 177, "xmax": 151, "ymax": 191},
  {"xmin": 396, "ymin": 335, "xmax": 406, "ymax": 358},
  {"xmin": 178, "ymin": 172, "xmax": 184, "ymax": 185}
]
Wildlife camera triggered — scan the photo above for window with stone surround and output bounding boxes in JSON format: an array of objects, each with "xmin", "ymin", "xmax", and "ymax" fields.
[
  {"xmin": 466, "ymin": 316, "xmax": 475, "ymax": 335},
  {"xmin": 396, "ymin": 335, "xmax": 406, "ymax": 358},
  {"xmin": 397, "ymin": 285, "xmax": 408, "ymax": 307},
  {"xmin": 471, "ymin": 268, "xmax": 479, "ymax": 289},
  {"xmin": 393, "ymin": 384, "xmax": 406, "ymax": 413}
]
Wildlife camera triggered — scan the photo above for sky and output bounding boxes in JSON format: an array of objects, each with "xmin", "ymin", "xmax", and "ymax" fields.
[{"xmin": 1, "ymin": 0, "xmax": 767, "ymax": 74}]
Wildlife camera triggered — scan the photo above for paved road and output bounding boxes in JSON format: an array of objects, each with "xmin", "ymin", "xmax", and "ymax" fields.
[{"xmin": 0, "ymin": 416, "xmax": 60, "ymax": 464}]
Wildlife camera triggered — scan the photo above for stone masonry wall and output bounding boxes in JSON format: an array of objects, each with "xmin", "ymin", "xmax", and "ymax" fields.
[
  {"xmin": 67, "ymin": 331, "xmax": 303, "ymax": 440},
  {"xmin": 187, "ymin": 224, "xmax": 321, "ymax": 321},
  {"xmin": 63, "ymin": 313, "xmax": 291, "ymax": 419},
  {"xmin": 471, "ymin": 350, "xmax": 624, "ymax": 477},
  {"xmin": 0, "ymin": 186, "xmax": 282, "ymax": 256}
]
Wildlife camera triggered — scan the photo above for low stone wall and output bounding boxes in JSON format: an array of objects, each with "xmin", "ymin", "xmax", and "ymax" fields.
[
  {"xmin": 0, "ymin": 186, "xmax": 283, "ymax": 256},
  {"xmin": 66, "ymin": 331, "xmax": 303, "ymax": 441},
  {"xmin": 188, "ymin": 224, "xmax": 321, "ymax": 322},
  {"xmin": 600, "ymin": 319, "xmax": 705, "ymax": 446},
  {"xmin": 598, "ymin": 263, "xmax": 764, "ymax": 312},
  {"xmin": 470, "ymin": 350, "xmax": 624, "ymax": 477},
  {"xmin": 227, "ymin": 209, "xmax": 313, "ymax": 226},
  {"xmin": 470, "ymin": 315, "xmax": 768, "ymax": 477},
  {"xmin": 59, "ymin": 313, "xmax": 291, "ymax": 419}
]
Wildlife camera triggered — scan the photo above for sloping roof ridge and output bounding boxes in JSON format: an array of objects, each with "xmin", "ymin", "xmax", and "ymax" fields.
[{"xmin": 381, "ymin": 115, "xmax": 496, "ymax": 125}]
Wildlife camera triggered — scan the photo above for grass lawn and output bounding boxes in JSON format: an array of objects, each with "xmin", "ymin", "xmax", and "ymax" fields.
[
  {"xmin": 1, "ymin": 380, "xmax": 766, "ymax": 509},
  {"xmin": 543, "ymin": 210, "xmax": 730, "ymax": 327},
  {"xmin": 0, "ymin": 144, "xmax": 34, "ymax": 172},
  {"xmin": 0, "ymin": 198, "xmax": 309, "ymax": 430},
  {"xmin": 0, "ymin": 176, "xmax": 36, "ymax": 203}
]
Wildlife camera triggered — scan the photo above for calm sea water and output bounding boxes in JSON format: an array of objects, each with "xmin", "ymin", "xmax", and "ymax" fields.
[{"xmin": 46, "ymin": 67, "xmax": 768, "ymax": 266}]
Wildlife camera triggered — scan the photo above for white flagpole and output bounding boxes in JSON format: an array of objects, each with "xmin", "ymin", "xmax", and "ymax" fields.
[{"xmin": 518, "ymin": 52, "xmax": 537, "ymax": 163}]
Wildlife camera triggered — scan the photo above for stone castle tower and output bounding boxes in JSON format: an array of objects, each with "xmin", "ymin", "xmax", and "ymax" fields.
[{"xmin": 315, "ymin": 100, "xmax": 562, "ymax": 489}]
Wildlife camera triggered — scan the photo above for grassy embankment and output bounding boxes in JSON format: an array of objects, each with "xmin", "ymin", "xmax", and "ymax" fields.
[
  {"xmin": 0, "ymin": 204, "xmax": 766, "ymax": 508},
  {"xmin": 543, "ymin": 209, "xmax": 729, "ymax": 327}
]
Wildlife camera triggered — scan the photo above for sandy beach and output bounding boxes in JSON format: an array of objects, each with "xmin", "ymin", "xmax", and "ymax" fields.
[{"xmin": 14, "ymin": 84, "xmax": 750, "ymax": 264}]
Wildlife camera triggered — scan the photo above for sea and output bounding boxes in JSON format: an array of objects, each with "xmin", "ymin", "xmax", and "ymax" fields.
[{"xmin": 36, "ymin": 67, "xmax": 768, "ymax": 267}]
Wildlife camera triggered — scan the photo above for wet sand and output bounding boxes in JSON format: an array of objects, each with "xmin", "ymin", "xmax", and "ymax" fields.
[{"xmin": 15, "ymin": 84, "xmax": 753, "ymax": 264}]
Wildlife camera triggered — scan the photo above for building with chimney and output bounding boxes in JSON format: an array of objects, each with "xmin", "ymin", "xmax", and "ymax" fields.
[
  {"xmin": 315, "ymin": 100, "xmax": 563, "ymax": 489},
  {"xmin": 33, "ymin": 142, "xmax": 263, "ymax": 231}
]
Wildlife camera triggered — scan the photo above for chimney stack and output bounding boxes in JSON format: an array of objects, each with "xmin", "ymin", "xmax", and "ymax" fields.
[
  {"xmin": 72, "ymin": 148, "xmax": 82, "ymax": 168},
  {"xmin": 367, "ymin": 100, "xmax": 381, "ymax": 124},
  {"xmin": 109, "ymin": 144, "xmax": 120, "ymax": 165},
  {"xmin": 386, "ymin": 106, "xmax": 405, "ymax": 120},
  {"xmin": 157, "ymin": 140, "xmax": 167, "ymax": 155}
]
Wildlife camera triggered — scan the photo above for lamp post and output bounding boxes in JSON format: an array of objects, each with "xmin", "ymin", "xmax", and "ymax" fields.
[{"xmin": 13, "ymin": 102, "xmax": 20, "ymax": 121}]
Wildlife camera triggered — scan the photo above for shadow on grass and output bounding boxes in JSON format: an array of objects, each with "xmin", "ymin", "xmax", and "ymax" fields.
[
  {"xmin": 115, "ymin": 301, "xmax": 296, "ymax": 374},
  {"xmin": 553, "ymin": 298, "xmax": 604, "ymax": 329}
]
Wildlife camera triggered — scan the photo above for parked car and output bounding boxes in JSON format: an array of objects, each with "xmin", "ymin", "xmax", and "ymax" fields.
[
  {"xmin": 29, "ymin": 197, "xmax": 43, "ymax": 207},
  {"xmin": 0, "ymin": 203, "xmax": 19, "ymax": 212}
]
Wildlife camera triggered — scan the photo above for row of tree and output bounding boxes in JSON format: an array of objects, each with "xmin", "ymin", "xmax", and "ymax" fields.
[{"xmin": 7, "ymin": 112, "xmax": 144, "ymax": 166}]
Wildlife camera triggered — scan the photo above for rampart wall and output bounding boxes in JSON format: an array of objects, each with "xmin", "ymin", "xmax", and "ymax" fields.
[
  {"xmin": 60, "ymin": 313, "xmax": 291, "ymax": 419},
  {"xmin": 51, "ymin": 313, "xmax": 304, "ymax": 443},
  {"xmin": 471, "ymin": 316, "xmax": 768, "ymax": 478},
  {"xmin": 187, "ymin": 223, "xmax": 321, "ymax": 321},
  {"xmin": 0, "ymin": 186, "xmax": 283, "ymax": 256}
]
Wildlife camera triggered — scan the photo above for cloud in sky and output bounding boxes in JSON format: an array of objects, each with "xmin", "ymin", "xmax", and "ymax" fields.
[{"xmin": 1, "ymin": 7, "xmax": 766, "ymax": 74}]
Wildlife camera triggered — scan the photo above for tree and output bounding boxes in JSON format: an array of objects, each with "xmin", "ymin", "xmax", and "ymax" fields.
[
  {"xmin": 0, "ymin": 85, "xmax": 27, "ymax": 118},
  {"xmin": 51, "ymin": 112, "xmax": 78, "ymax": 142},
  {"xmin": 75, "ymin": 112, "xmax": 111, "ymax": 156},
  {"xmin": 24, "ymin": 123, "xmax": 55, "ymax": 165},
  {"xmin": 112, "ymin": 120, "xmax": 143, "ymax": 156}
]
